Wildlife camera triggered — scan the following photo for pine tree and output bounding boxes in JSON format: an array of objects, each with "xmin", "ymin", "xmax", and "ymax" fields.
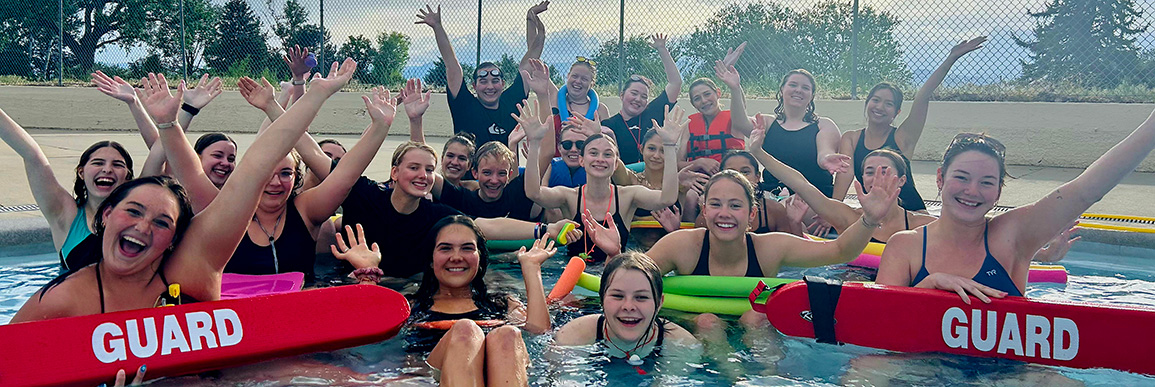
[
  {"xmin": 204, "ymin": 0, "xmax": 271, "ymax": 74},
  {"xmin": 1015, "ymin": 0, "xmax": 1148, "ymax": 88}
]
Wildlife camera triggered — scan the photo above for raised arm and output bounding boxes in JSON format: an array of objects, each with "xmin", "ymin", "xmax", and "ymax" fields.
[
  {"xmin": 519, "ymin": 99, "xmax": 571, "ymax": 209},
  {"xmin": 651, "ymin": 34, "xmax": 682, "ymax": 101},
  {"xmin": 895, "ymin": 36, "xmax": 986, "ymax": 153},
  {"xmin": 831, "ymin": 132, "xmax": 857, "ymax": 201},
  {"xmin": 522, "ymin": 2, "xmax": 548, "ymax": 78},
  {"xmin": 0, "ymin": 107, "xmax": 75, "ymax": 230},
  {"xmin": 93, "ymin": 71, "xmax": 159, "ymax": 147},
  {"xmin": 143, "ymin": 78, "xmax": 220, "ymax": 213},
  {"xmin": 515, "ymin": 236, "xmax": 555, "ymax": 334},
  {"xmin": 714, "ymin": 61, "xmax": 751, "ymax": 138},
  {"xmin": 176, "ymin": 59, "xmax": 358, "ymax": 276},
  {"xmin": 774, "ymin": 172, "xmax": 900, "ymax": 267},
  {"xmin": 178, "ymin": 73, "xmax": 224, "ymax": 132},
  {"xmin": 296, "ymin": 87, "xmax": 396, "ymax": 226},
  {"xmin": 400, "ymin": 78, "xmax": 432, "ymax": 143},
  {"xmin": 417, "ymin": 5, "xmax": 464, "ymax": 97},
  {"xmin": 631, "ymin": 105, "xmax": 687, "ymax": 210},
  {"xmin": 1004, "ymin": 107, "xmax": 1155, "ymax": 259},
  {"xmin": 748, "ymin": 115, "xmax": 859, "ymax": 230},
  {"xmin": 283, "ymin": 45, "xmax": 313, "ymax": 104}
]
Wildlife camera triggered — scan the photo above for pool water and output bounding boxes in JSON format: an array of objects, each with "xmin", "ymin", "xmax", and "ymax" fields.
[{"xmin": 3, "ymin": 242, "xmax": 1155, "ymax": 386}]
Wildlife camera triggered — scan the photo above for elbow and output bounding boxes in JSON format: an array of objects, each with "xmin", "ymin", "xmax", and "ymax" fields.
[{"xmin": 524, "ymin": 320, "xmax": 551, "ymax": 335}]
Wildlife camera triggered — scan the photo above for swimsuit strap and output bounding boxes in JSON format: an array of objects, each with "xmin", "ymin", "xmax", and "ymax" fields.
[
  {"xmin": 692, "ymin": 231, "xmax": 712, "ymax": 276},
  {"xmin": 95, "ymin": 261, "xmax": 105, "ymax": 314},
  {"xmin": 745, "ymin": 233, "xmax": 763, "ymax": 277},
  {"xmin": 904, "ymin": 210, "xmax": 910, "ymax": 230},
  {"xmin": 595, "ymin": 314, "xmax": 606, "ymax": 341},
  {"xmin": 910, "ymin": 225, "xmax": 932, "ymax": 287}
]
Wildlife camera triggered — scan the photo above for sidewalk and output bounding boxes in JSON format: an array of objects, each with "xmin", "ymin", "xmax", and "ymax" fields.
[{"xmin": 1, "ymin": 129, "xmax": 1154, "ymax": 221}]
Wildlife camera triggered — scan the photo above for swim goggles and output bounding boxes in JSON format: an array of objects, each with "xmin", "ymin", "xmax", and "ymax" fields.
[
  {"xmin": 945, "ymin": 133, "xmax": 1006, "ymax": 160},
  {"xmin": 475, "ymin": 68, "xmax": 502, "ymax": 79}
]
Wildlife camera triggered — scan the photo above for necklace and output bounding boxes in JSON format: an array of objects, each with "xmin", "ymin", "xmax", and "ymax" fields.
[
  {"xmin": 253, "ymin": 210, "xmax": 284, "ymax": 273},
  {"xmin": 602, "ymin": 319, "xmax": 659, "ymax": 366}
]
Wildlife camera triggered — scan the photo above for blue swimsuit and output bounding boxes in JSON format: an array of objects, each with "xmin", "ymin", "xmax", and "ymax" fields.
[{"xmin": 910, "ymin": 224, "xmax": 1023, "ymax": 297}]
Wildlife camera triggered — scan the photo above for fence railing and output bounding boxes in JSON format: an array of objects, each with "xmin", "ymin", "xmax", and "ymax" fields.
[{"xmin": 3, "ymin": 0, "xmax": 1154, "ymax": 102}]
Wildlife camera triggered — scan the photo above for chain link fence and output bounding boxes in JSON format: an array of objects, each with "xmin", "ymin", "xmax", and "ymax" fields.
[{"xmin": 2, "ymin": 0, "xmax": 1154, "ymax": 101}]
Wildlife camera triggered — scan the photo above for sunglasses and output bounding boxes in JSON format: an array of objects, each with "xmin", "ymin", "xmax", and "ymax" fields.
[
  {"xmin": 575, "ymin": 56, "xmax": 597, "ymax": 68},
  {"xmin": 560, "ymin": 140, "xmax": 585, "ymax": 150},
  {"xmin": 946, "ymin": 133, "xmax": 1006, "ymax": 160},
  {"xmin": 475, "ymin": 69, "xmax": 502, "ymax": 79}
]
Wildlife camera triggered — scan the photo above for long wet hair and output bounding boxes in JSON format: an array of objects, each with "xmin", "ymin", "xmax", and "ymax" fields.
[
  {"xmin": 41, "ymin": 176, "xmax": 193, "ymax": 298},
  {"xmin": 773, "ymin": 69, "xmax": 819, "ymax": 124},
  {"xmin": 74, "ymin": 141, "xmax": 135, "ymax": 206},
  {"xmin": 409, "ymin": 215, "xmax": 507, "ymax": 317}
]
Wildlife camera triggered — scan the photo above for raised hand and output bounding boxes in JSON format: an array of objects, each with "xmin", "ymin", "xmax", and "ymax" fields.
[
  {"xmin": 363, "ymin": 86, "xmax": 397, "ymax": 126},
  {"xmin": 91, "ymin": 71, "xmax": 137, "ymax": 103},
  {"xmin": 652, "ymin": 105, "xmax": 690, "ymax": 146},
  {"xmin": 516, "ymin": 234, "xmax": 557, "ymax": 268},
  {"xmin": 308, "ymin": 58, "xmax": 357, "ymax": 96},
  {"xmin": 581, "ymin": 209, "xmax": 621, "ymax": 257},
  {"xmin": 237, "ymin": 77, "xmax": 276, "ymax": 112},
  {"xmin": 783, "ymin": 192, "xmax": 810, "ymax": 225},
  {"xmin": 523, "ymin": 60, "xmax": 553, "ymax": 96},
  {"xmin": 949, "ymin": 36, "xmax": 987, "ymax": 59},
  {"xmin": 331, "ymin": 224, "xmax": 382, "ymax": 270},
  {"xmin": 415, "ymin": 4, "xmax": 443, "ymax": 29},
  {"xmin": 283, "ymin": 44, "xmax": 314, "ymax": 80},
  {"xmin": 512, "ymin": 99, "xmax": 551, "ymax": 142},
  {"xmin": 1033, "ymin": 221, "xmax": 1081, "ymax": 262},
  {"xmin": 649, "ymin": 33, "xmax": 669, "ymax": 51},
  {"xmin": 182, "ymin": 73, "xmax": 223, "ymax": 109},
  {"xmin": 508, "ymin": 124, "xmax": 527, "ymax": 151},
  {"xmin": 140, "ymin": 73, "xmax": 183, "ymax": 124},
  {"xmin": 714, "ymin": 60, "xmax": 740, "ymax": 89},
  {"xmin": 819, "ymin": 153, "xmax": 852, "ymax": 174},
  {"xmin": 747, "ymin": 113, "xmax": 770, "ymax": 151},
  {"xmin": 721, "ymin": 41, "xmax": 747, "ymax": 67},
  {"xmin": 564, "ymin": 112, "xmax": 601, "ymax": 138},
  {"xmin": 652, "ymin": 205, "xmax": 683, "ymax": 233},
  {"xmin": 399, "ymin": 78, "xmax": 432, "ymax": 119},
  {"xmin": 855, "ymin": 166, "xmax": 901, "ymax": 226},
  {"xmin": 528, "ymin": 0, "xmax": 549, "ymax": 16}
]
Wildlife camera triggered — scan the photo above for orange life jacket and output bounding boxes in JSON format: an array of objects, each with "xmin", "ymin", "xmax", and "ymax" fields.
[{"xmin": 686, "ymin": 110, "xmax": 745, "ymax": 162}]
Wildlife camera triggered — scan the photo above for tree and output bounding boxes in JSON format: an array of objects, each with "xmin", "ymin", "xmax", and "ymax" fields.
[
  {"xmin": 273, "ymin": 0, "xmax": 336, "ymax": 77},
  {"xmin": 204, "ymin": 0, "xmax": 271, "ymax": 75},
  {"xmin": 150, "ymin": 0, "xmax": 218, "ymax": 74},
  {"xmin": 591, "ymin": 35, "xmax": 672, "ymax": 88},
  {"xmin": 795, "ymin": 1, "xmax": 910, "ymax": 88},
  {"xmin": 338, "ymin": 35, "xmax": 376, "ymax": 82},
  {"xmin": 1015, "ymin": 0, "xmax": 1148, "ymax": 88},
  {"xmin": 368, "ymin": 31, "xmax": 410, "ymax": 85},
  {"xmin": 679, "ymin": 2, "xmax": 801, "ymax": 85},
  {"xmin": 423, "ymin": 57, "xmax": 451, "ymax": 88}
]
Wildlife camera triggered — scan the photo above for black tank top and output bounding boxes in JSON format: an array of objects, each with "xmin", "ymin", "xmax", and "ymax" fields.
[
  {"xmin": 853, "ymin": 128, "xmax": 926, "ymax": 211},
  {"xmin": 760, "ymin": 120, "xmax": 834, "ymax": 197},
  {"xmin": 225, "ymin": 200, "xmax": 318, "ymax": 283},
  {"xmin": 691, "ymin": 232, "xmax": 763, "ymax": 277},
  {"xmin": 569, "ymin": 185, "xmax": 630, "ymax": 262}
]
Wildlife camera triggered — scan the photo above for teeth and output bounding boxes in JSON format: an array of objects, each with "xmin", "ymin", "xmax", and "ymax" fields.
[
  {"xmin": 957, "ymin": 198, "xmax": 980, "ymax": 207},
  {"xmin": 717, "ymin": 223, "xmax": 736, "ymax": 228},
  {"xmin": 446, "ymin": 267, "xmax": 467, "ymax": 272},
  {"xmin": 124, "ymin": 236, "xmax": 145, "ymax": 246}
]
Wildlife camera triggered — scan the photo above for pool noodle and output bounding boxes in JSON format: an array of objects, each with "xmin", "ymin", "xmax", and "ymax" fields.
[
  {"xmin": 629, "ymin": 220, "xmax": 696, "ymax": 229},
  {"xmin": 548, "ymin": 257, "xmax": 586, "ymax": 302},
  {"xmin": 576, "ymin": 272, "xmax": 758, "ymax": 315}
]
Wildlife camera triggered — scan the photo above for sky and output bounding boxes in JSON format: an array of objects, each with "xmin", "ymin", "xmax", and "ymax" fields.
[{"xmin": 93, "ymin": 0, "xmax": 1155, "ymax": 86}]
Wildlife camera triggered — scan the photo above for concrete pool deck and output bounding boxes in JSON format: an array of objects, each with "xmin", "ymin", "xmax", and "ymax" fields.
[{"xmin": 0, "ymin": 130, "xmax": 1153, "ymax": 250}]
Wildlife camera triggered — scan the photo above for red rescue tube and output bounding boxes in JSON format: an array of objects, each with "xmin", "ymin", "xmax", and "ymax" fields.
[
  {"xmin": 0, "ymin": 285, "xmax": 409, "ymax": 387},
  {"xmin": 750, "ymin": 280, "xmax": 1155, "ymax": 375},
  {"xmin": 547, "ymin": 257, "xmax": 586, "ymax": 302}
]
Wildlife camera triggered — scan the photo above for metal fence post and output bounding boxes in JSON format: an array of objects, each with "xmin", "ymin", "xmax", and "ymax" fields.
[
  {"xmin": 180, "ymin": 0, "xmax": 188, "ymax": 81},
  {"xmin": 618, "ymin": 0, "xmax": 625, "ymax": 91},
  {"xmin": 850, "ymin": 0, "xmax": 859, "ymax": 99},
  {"xmin": 58, "ymin": 0, "xmax": 63, "ymax": 85},
  {"xmin": 476, "ymin": 0, "xmax": 482, "ymax": 66},
  {"xmin": 320, "ymin": 0, "xmax": 325, "ymax": 75}
]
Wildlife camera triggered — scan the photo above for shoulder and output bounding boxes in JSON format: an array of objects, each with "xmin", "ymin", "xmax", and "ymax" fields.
[
  {"xmin": 884, "ymin": 228, "xmax": 922, "ymax": 256},
  {"xmin": 661, "ymin": 320, "xmax": 698, "ymax": 344},
  {"xmin": 843, "ymin": 128, "xmax": 864, "ymax": 142},
  {"xmin": 15, "ymin": 266, "xmax": 95, "ymax": 322},
  {"xmin": 447, "ymin": 77, "xmax": 474, "ymax": 101},
  {"xmin": 427, "ymin": 201, "xmax": 464, "ymax": 217},
  {"xmin": 909, "ymin": 212, "xmax": 937, "ymax": 228},
  {"xmin": 816, "ymin": 117, "xmax": 839, "ymax": 131},
  {"xmin": 555, "ymin": 314, "xmax": 600, "ymax": 345},
  {"xmin": 648, "ymin": 229, "xmax": 704, "ymax": 267}
]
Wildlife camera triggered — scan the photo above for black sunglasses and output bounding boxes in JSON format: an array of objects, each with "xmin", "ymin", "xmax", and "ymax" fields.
[{"xmin": 560, "ymin": 140, "xmax": 585, "ymax": 150}]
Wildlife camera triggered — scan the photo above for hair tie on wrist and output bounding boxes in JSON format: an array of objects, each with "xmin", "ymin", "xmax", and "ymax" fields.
[
  {"xmin": 348, "ymin": 267, "xmax": 384, "ymax": 283},
  {"xmin": 292, "ymin": 79, "xmax": 306, "ymax": 85},
  {"xmin": 156, "ymin": 121, "xmax": 177, "ymax": 129},
  {"xmin": 181, "ymin": 103, "xmax": 200, "ymax": 116}
]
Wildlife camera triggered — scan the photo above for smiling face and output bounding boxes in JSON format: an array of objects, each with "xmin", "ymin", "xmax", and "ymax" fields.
[
  {"xmin": 582, "ymin": 137, "xmax": 618, "ymax": 179},
  {"xmin": 392, "ymin": 148, "xmax": 437, "ymax": 198},
  {"xmin": 780, "ymin": 73, "xmax": 815, "ymax": 109},
  {"xmin": 440, "ymin": 142, "xmax": 472, "ymax": 182},
  {"xmin": 432, "ymin": 223, "xmax": 482, "ymax": 291},
  {"xmin": 567, "ymin": 64, "xmax": 595, "ymax": 98},
  {"xmin": 602, "ymin": 268, "xmax": 660, "ymax": 342},
  {"xmin": 198, "ymin": 140, "xmax": 237, "ymax": 188},
  {"xmin": 100, "ymin": 184, "xmax": 180, "ymax": 276},
  {"xmin": 558, "ymin": 129, "xmax": 585, "ymax": 168},
  {"xmin": 861, "ymin": 154, "xmax": 905, "ymax": 194},
  {"xmin": 937, "ymin": 150, "xmax": 1002, "ymax": 223},
  {"xmin": 702, "ymin": 178, "xmax": 757, "ymax": 240},
  {"xmin": 473, "ymin": 66, "xmax": 505, "ymax": 107},
  {"xmin": 79, "ymin": 146, "xmax": 132, "ymax": 202},
  {"xmin": 640, "ymin": 134, "xmax": 664, "ymax": 170},
  {"xmin": 474, "ymin": 155, "xmax": 511, "ymax": 201},
  {"xmin": 256, "ymin": 156, "xmax": 297, "ymax": 212},
  {"xmin": 689, "ymin": 83, "xmax": 721, "ymax": 117},
  {"xmin": 620, "ymin": 82, "xmax": 650, "ymax": 118},
  {"xmin": 865, "ymin": 88, "xmax": 899, "ymax": 126}
]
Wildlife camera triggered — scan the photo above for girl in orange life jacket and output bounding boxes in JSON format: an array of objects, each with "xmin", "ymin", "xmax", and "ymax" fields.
[
  {"xmin": 833, "ymin": 37, "xmax": 988, "ymax": 213},
  {"xmin": 684, "ymin": 60, "xmax": 755, "ymax": 165},
  {"xmin": 878, "ymin": 104, "xmax": 1155, "ymax": 302}
]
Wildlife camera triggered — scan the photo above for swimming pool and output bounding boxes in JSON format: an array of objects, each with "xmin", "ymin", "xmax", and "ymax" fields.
[{"xmin": 3, "ymin": 241, "xmax": 1154, "ymax": 386}]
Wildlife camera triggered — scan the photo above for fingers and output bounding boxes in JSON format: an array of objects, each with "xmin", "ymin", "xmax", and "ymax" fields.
[
  {"xmin": 131, "ymin": 365, "xmax": 146, "ymax": 385},
  {"xmin": 953, "ymin": 286, "xmax": 972, "ymax": 305},
  {"xmin": 114, "ymin": 369, "xmax": 127, "ymax": 387},
  {"xmin": 356, "ymin": 223, "xmax": 367, "ymax": 246}
]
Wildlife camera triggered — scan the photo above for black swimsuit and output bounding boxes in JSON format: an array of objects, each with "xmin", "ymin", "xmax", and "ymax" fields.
[
  {"xmin": 94, "ymin": 262, "xmax": 199, "ymax": 313},
  {"xmin": 853, "ymin": 128, "xmax": 926, "ymax": 211},
  {"xmin": 569, "ymin": 185, "xmax": 630, "ymax": 262},
  {"xmin": 691, "ymin": 232, "xmax": 764, "ymax": 277},
  {"xmin": 225, "ymin": 200, "xmax": 318, "ymax": 283},
  {"xmin": 594, "ymin": 314, "xmax": 668, "ymax": 357}
]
